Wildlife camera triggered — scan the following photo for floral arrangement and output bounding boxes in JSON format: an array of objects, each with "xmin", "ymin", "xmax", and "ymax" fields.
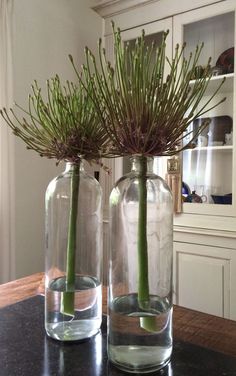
[
  {"xmin": 70, "ymin": 24, "xmax": 226, "ymax": 330},
  {"xmin": 0, "ymin": 75, "xmax": 111, "ymax": 315},
  {"xmin": 1, "ymin": 25, "xmax": 226, "ymax": 327},
  {"xmin": 71, "ymin": 25, "xmax": 225, "ymax": 158}
]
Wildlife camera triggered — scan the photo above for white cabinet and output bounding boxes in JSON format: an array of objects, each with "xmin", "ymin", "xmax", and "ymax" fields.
[
  {"xmin": 173, "ymin": 0, "xmax": 236, "ymax": 230},
  {"xmin": 172, "ymin": 1, "xmax": 236, "ymax": 319},
  {"xmin": 92, "ymin": 0, "xmax": 236, "ymax": 318},
  {"xmin": 174, "ymin": 240, "xmax": 236, "ymax": 319}
]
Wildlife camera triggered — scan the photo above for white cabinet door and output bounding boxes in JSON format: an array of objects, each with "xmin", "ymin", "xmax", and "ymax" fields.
[{"xmin": 174, "ymin": 241, "xmax": 236, "ymax": 319}]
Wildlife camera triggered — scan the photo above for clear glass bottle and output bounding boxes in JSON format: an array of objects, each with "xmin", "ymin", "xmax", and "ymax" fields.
[
  {"xmin": 108, "ymin": 156, "xmax": 173, "ymax": 373},
  {"xmin": 45, "ymin": 161, "xmax": 102, "ymax": 341}
]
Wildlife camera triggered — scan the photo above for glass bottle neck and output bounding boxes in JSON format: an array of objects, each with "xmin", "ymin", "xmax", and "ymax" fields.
[
  {"xmin": 130, "ymin": 156, "xmax": 154, "ymax": 174},
  {"xmin": 65, "ymin": 160, "xmax": 84, "ymax": 173}
]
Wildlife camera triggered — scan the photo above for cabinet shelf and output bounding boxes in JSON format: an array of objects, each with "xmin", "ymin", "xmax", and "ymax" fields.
[
  {"xmin": 190, "ymin": 73, "xmax": 234, "ymax": 95},
  {"xmin": 185, "ymin": 145, "xmax": 233, "ymax": 152}
]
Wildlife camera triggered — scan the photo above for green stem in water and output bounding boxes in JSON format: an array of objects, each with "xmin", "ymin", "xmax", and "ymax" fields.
[
  {"xmin": 61, "ymin": 162, "xmax": 80, "ymax": 316},
  {"xmin": 138, "ymin": 156, "xmax": 158, "ymax": 332},
  {"xmin": 138, "ymin": 156, "xmax": 149, "ymax": 307}
]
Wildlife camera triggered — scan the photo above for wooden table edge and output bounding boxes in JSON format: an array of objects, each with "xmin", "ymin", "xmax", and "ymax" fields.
[{"xmin": 0, "ymin": 273, "xmax": 235, "ymax": 358}]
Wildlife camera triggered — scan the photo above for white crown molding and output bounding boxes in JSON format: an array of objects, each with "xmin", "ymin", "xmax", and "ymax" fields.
[{"xmin": 91, "ymin": 0, "xmax": 159, "ymax": 18}]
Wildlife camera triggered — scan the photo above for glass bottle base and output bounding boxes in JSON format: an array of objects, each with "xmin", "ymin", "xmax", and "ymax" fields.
[
  {"xmin": 109, "ymin": 347, "xmax": 171, "ymax": 374},
  {"xmin": 45, "ymin": 275, "xmax": 102, "ymax": 341},
  {"xmin": 108, "ymin": 293, "xmax": 172, "ymax": 373},
  {"xmin": 45, "ymin": 319, "xmax": 100, "ymax": 341}
]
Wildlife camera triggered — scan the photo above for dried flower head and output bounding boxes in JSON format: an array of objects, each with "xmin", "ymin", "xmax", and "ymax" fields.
[
  {"xmin": 70, "ymin": 24, "xmax": 226, "ymax": 157},
  {"xmin": 0, "ymin": 75, "xmax": 112, "ymax": 164}
]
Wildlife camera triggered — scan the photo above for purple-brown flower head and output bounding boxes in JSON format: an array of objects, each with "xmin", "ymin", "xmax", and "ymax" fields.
[
  {"xmin": 70, "ymin": 25, "xmax": 226, "ymax": 157},
  {"xmin": 0, "ymin": 75, "xmax": 112, "ymax": 164}
]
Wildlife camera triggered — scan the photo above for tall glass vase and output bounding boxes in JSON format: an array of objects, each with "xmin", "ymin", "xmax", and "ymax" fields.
[
  {"xmin": 108, "ymin": 156, "xmax": 173, "ymax": 373},
  {"xmin": 45, "ymin": 161, "xmax": 102, "ymax": 341}
]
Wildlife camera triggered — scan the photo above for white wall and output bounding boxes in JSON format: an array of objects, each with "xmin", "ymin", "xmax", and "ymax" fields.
[{"xmin": 11, "ymin": 0, "xmax": 102, "ymax": 280}]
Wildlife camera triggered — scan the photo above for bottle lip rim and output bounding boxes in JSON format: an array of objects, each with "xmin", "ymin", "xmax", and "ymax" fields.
[{"xmin": 130, "ymin": 155, "xmax": 154, "ymax": 160}]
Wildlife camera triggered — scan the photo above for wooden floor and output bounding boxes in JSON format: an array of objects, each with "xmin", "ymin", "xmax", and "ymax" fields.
[{"xmin": 0, "ymin": 273, "xmax": 236, "ymax": 358}]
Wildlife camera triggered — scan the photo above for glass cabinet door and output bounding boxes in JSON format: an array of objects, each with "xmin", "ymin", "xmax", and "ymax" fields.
[{"xmin": 173, "ymin": 0, "xmax": 236, "ymax": 217}]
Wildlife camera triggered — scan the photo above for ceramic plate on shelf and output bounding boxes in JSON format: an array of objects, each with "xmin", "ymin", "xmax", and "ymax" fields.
[{"xmin": 216, "ymin": 47, "xmax": 234, "ymax": 74}]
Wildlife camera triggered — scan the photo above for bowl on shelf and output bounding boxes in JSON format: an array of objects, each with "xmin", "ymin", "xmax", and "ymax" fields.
[{"xmin": 211, "ymin": 193, "xmax": 232, "ymax": 204}]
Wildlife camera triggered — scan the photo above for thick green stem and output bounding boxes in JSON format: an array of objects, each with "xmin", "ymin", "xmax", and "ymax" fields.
[
  {"xmin": 138, "ymin": 156, "xmax": 158, "ymax": 332},
  {"xmin": 61, "ymin": 162, "xmax": 80, "ymax": 316},
  {"xmin": 138, "ymin": 156, "xmax": 149, "ymax": 307}
]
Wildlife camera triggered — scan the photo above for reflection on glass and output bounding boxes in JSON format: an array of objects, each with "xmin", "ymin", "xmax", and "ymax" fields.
[
  {"xmin": 182, "ymin": 119, "xmax": 233, "ymax": 205},
  {"xmin": 43, "ymin": 332, "xmax": 103, "ymax": 376},
  {"xmin": 106, "ymin": 361, "xmax": 173, "ymax": 376}
]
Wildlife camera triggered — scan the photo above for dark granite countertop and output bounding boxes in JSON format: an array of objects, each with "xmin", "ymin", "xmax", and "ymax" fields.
[{"xmin": 0, "ymin": 295, "xmax": 236, "ymax": 376}]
